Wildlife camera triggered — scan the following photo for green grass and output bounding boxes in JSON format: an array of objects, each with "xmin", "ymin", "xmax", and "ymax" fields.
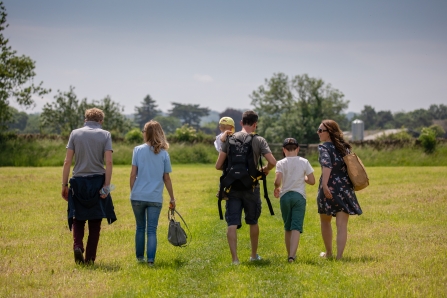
[{"xmin": 1, "ymin": 165, "xmax": 446, "ymax": 297}]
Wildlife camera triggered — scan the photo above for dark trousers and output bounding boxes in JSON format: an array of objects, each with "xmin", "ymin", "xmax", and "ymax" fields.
[{"xmin": 72, "ymin": 218, "xmax": 102, "ymax": 262}]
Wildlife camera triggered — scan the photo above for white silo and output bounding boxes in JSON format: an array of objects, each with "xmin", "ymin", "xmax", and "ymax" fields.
[{"xmin": 351, "ymin": 119, "xmax": 364, "ymax": 141}]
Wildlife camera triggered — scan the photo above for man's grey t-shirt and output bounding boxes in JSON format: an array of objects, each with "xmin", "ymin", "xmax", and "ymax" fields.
[
  {"xmin": 66, "ymin": 121, "xmax": 113, "ymax": 177},
  {"xmin": 220, "ymin": 131, "xmax": 272, "ymax": 168}
]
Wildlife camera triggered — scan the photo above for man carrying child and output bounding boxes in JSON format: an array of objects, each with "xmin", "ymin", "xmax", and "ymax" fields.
[{"xmin": 215, "ymin": 110, "xmax": 276, "ymax": 265}]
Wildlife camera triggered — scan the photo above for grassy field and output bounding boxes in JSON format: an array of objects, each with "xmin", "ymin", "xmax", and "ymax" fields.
[{"xmin": 0, "ymin": 165, "xmax": 446, "ymax": 297}]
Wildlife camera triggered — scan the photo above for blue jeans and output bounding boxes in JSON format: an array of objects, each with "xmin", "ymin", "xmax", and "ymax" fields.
[{"xmin": 131, "ymin": 200, "xmax": 162, "ymax": 262}]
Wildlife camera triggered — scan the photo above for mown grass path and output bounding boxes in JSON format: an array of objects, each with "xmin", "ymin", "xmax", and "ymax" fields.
[{"xmin": 1, "ymin": 165, "xmax": 446, "ymax": 297}]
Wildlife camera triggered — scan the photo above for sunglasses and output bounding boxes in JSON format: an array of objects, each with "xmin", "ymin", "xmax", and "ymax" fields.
[{"xmin": 317, "ymin": 128, "xmax": 328, "ymax": 133}]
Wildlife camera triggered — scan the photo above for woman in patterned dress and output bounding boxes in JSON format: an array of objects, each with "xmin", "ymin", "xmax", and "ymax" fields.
[{"xmin": 317, "ymin": 119, "xmax": 362, "ymax": 260}]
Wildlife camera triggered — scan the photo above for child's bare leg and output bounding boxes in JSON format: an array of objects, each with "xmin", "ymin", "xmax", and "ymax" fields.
[
  {"xmin": 289, "ymin": 230, "xmax": 300, "ymax": 259},
  {"xmin": 284, "ymin": 230, "xmax": 291, "ymax": 257}
]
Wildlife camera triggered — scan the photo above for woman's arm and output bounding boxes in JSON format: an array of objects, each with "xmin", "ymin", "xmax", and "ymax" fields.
[
  {"xmin": 129, "ymin": 165, "xmax": 137, "ymax": 191},
  {"xmin": 163, "ymin": 173, "xmax": 176, "ymax": 209},
  {"xmin": 321, "ymin": 167, "xmax": 332, "ymax": 198}
]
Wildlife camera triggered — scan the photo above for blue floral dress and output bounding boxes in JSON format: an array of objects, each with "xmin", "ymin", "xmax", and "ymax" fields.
[{"xmin": 317, "ymin": 142, "xmax": 363, "ymax": 216}]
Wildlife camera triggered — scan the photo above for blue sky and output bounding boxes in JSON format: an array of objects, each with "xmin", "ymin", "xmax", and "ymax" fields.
[{"xmin": 4, "ymin": 0, "xmax": 447, "ymax": 115}]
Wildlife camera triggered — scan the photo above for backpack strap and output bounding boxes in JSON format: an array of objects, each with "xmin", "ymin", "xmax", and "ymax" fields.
[{"xmin": 258, "ymin": 155, "xmax": 275, "ymax": 216}]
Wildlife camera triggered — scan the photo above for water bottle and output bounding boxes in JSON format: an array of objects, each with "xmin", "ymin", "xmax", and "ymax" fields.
[{"xmin": 100, "ymin": 184, "xmax": 115, "ymax": 196}]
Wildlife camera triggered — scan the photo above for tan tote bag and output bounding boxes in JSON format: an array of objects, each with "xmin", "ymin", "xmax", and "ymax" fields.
[{"xmin": 343, "ymin": 151, "xmax": 369, "ymax": 191}]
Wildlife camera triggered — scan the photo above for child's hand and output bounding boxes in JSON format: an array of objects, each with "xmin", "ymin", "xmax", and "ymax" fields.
[
  {"xmin": 274, "ymin": 187, "xmax": 280, "ymax": 198},
  {"xmin": 220, "ymin": 130, "xmax": 233, "ymax": 142}
]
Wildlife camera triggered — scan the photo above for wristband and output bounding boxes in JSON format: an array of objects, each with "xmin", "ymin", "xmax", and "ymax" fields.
[{"xmin": 62, "ymin": 183, "xmax": 68, "ymax": 186}]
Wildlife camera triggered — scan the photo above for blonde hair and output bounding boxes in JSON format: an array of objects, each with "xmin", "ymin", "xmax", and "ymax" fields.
[
  {"xmin": 85, "ymin": 108, "xmax": 104, "ymax": 122},
  {"xmin": 143, "ymin": 120, "xmax": 169, "ymax": 154},
  {"xmin": 321, "ymin": 119, "xmax": 351, "ymax": 156}
]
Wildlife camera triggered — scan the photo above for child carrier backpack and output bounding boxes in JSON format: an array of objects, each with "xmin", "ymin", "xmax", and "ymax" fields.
[{"xmin": 218, "ymin": 133, "xmax": 274, "ymax": 219}]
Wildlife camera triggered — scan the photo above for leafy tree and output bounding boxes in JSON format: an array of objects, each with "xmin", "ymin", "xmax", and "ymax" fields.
[
  {"xmin": 250, "ymin": 73, "xmax": 349, "ymax": 143},
  {"xmin": 407, "ymin": 109, "xmax": 433, "ymax": 129},
  {"xmin": 125, "ymin": 128, "xmax": 143, "ymax": 144},
  {"xmin": 23, "ymin": 113, "xmax": 40, "ymax": 133},
  {"xmin": 428, "ymin": 124, "xmax": 445, "ymax": 138},
  {"xmin": 134, "ymin": 94, "xmax": 161, "ymax": 129},
  {"xmin": 153, "ymin": 115, "xmax": 182, "ymax": 135},
  {"xmin": 89, "ymin": 95, "xmax": 133, "ymax": 134},
  {"xmin": 6, "ymin": 106, "xmax": 27, "ymax": 131},
  {"xmin": 0, "ymin": 2, "xmax": 50, "ymax": 130},
  {"xmin": 419, "ymin": 127, "xmax": 437, "ymax": 153},
  {"xmin": 41, "ymin": 86, "xmax": 132, "ymax": 136},
  {"xmin": 376, "ymin": 110, "xmax": 394, "ymax": 129},
  {"xmin": 428, "ymin": 104, "xmax": 447, "ymax": 120},
  {"xmin": 168, "ymin": 102, "xmax": 210, "ymax": 130},
  {"xmin": 359, "ymin": 105, "xmax": 377, "ymax": 130},
  {"xmin": 40, "ymin": 86, "xmax": 85, "ymax": 135}
]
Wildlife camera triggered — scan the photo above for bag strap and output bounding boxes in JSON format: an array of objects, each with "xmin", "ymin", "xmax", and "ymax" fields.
[
  {"xmin": 169, "ymin": 208, "xmax": 192, "ymax": 244},
  {"xmin": 259, "ymin": 156, "xmax": 275, "ymax": 216}
]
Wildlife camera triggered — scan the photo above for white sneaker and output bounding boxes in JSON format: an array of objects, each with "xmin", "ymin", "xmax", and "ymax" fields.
[
  {"xmin": 249, "ymin": 254, "xmax": 262, "ymax": 261},
  {"xmin": 232, "ymin": 260, "xmax": 240, "ymax": 265}
]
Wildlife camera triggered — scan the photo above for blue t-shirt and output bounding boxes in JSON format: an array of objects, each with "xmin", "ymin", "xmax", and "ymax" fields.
[{"xmin": 130, "ymin": 143, "xmax": 172, "ymax": 203}]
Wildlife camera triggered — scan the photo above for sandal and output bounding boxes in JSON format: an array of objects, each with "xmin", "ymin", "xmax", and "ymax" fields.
[
  {"xmin": 288, "ymin": 256, "xmax": 295, "ymax": 263},
  {"xmin": 319, "ymin": 252, "xmax": 333, "ymax": 258}
]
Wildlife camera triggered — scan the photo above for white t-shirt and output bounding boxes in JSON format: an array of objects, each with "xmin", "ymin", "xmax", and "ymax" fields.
[
  {"xmin": 214, "ymin": 132, "xmax": 224, "ymax": 152},
  {"xmin": 275, "ymin": 156, "xmax": 314, "ymax": 199}
]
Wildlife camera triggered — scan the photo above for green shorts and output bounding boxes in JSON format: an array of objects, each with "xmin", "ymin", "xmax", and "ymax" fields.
[{"xmin": 280, "ymin": 191, "xmax": 306, "ymax": 233}]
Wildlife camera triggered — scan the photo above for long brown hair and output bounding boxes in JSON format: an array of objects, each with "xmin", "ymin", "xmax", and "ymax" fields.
[
  {"xmin": 321, "ymin": 119, "xmax": 351, "ymax": 156},
  {"xmin": 143, "ymin": 120, "xmax": 169, "ymax": 154}
]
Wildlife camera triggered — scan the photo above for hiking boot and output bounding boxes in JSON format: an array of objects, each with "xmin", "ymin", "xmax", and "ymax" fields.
[
  {"xmin": 74, "ymin": 247, "xmax": 84, "ymax": 264},
  {"xmin": 249, "ymin": 254, "xmax": 262, "ymax": 261}
]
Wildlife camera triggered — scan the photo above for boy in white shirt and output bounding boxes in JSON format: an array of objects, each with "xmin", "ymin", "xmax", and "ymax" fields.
[{"xmin": 274, "ymin": 138, "xmax": 315, "ymax": 263}]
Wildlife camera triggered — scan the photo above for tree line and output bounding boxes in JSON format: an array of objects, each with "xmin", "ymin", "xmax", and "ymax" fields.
[{"xmin": 1, "ymin": 1, "xmax": 445, "ymax": 144}]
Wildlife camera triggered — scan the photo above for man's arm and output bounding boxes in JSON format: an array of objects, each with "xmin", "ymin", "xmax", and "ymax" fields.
[
  {"xmin": 61, "ymin": 149, "xmax": 74, "ymax": 201},
  {"xmin": 101, "ymin": 150, "xmax": 113, "ymax": 198},
  {"xmin": 261, "ymin": 152, "xmax": 277, "ymax": 176},
  {"xmin": 215, "ymin": 151, "xmax": 227, "ymax": 170}
]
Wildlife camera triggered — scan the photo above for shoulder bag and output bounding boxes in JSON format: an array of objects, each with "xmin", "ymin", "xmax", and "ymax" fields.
[{"xmin": 343, "ymin": 150, "xmax": 369, "ymax": 191}]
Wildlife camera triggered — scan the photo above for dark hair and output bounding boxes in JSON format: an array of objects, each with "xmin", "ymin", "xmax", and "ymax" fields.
[
  {"xmin": 242, "ymin": 110, "xmax": 258, "ymax": 126},
  {"xmin": 284, "ymin": 144, "xmax": 298, "ymax": 152},
  {"xmin": 321, "ymin": 119, "xmax": 351, "ymax": 156}
]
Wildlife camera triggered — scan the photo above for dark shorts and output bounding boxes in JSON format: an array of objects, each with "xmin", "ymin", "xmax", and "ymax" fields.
[
  {"xmin": 280, "ymin": 191, "xmax": 306, "ymax": 233},
  {"xmin": 225, "ymin": 186, "xmax": 261, "ymax": 229}
]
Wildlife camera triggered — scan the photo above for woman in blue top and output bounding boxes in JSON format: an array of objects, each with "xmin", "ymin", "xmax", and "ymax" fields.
[{"xmin": 130, "ymin": 120, "xmax": 176, "ymax": 266}]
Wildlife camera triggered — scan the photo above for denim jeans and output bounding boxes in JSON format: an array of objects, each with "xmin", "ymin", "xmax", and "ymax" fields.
[{"xmin": 131, "ymin": 200, "xmax": 162, "ymax": 262}]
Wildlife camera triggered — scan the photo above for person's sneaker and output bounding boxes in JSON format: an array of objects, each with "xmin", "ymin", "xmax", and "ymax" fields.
[
  {"xmin": 74, "ymin": 247, "xmax": 84, "ymax": 264},
  {"xmin": 249, "ymin": 254, "xmax": 262, "ymax": 261},
  {"xmin": 148, "ymin": 262, "xmax": 154, "ymax": 267},
  {"xmin": 137, "ymin": 258, "xmax": 145, "ymax": 263},
  {"xmin": 232, "ymin": 260, "xmax": 240, "ymax": 265}
]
